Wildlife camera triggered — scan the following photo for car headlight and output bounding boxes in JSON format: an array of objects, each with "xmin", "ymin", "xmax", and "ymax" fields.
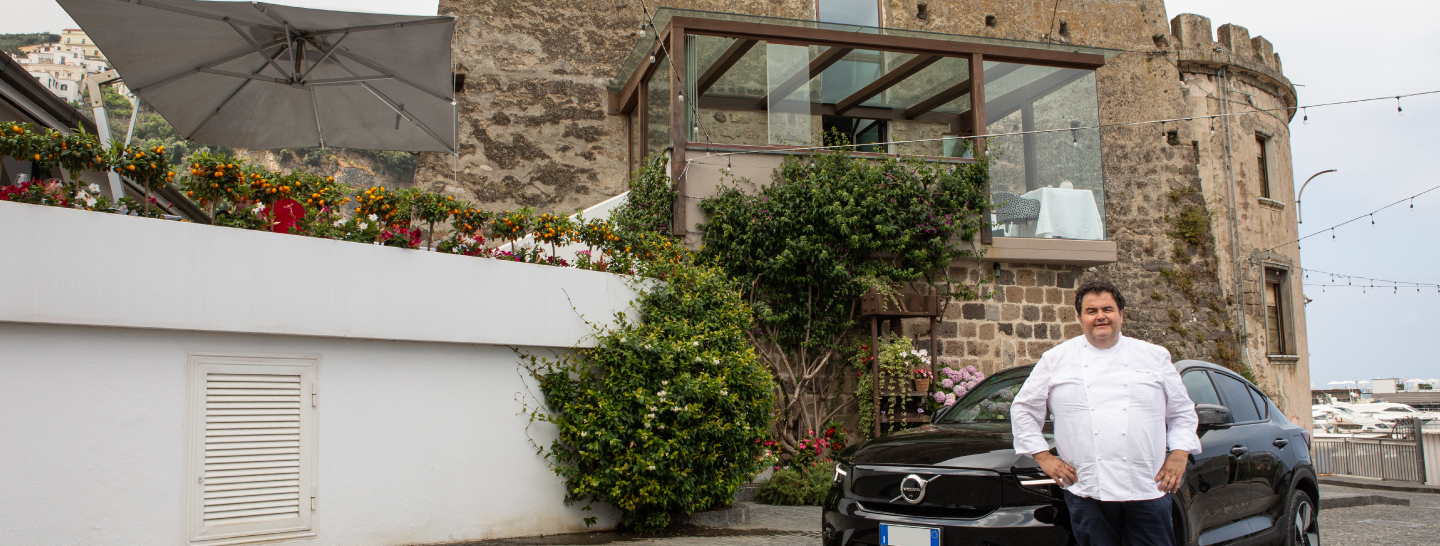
[{"xmin": 833, "ymin": 464, "xmax": 849, "ymax": 485}]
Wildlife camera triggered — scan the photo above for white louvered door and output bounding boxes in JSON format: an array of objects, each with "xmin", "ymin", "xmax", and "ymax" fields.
[{"xmin": 187, "ymin": 355, "xmax": 317, "ymax": 544}]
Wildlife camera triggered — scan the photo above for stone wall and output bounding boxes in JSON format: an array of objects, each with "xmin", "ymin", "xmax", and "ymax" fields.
[{"xmin": 424, "ymin": 0, "xmax": 1311, "ymax": 421}]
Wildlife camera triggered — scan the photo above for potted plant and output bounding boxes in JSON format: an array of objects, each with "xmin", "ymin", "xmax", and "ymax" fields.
[{"xmin": 913, "ymin": 368, "xmax": 933, "ymax": 392}]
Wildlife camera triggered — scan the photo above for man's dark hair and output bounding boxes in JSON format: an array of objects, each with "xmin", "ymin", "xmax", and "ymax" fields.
[{"xmin": 1074, "ymin": 280, "xmax": 1125, "ymax": 314}]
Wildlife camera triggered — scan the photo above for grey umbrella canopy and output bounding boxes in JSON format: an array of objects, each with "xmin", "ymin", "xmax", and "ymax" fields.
[{"xmin": 58, "ymin": 0, "xmax": 457, "ymax": 153}]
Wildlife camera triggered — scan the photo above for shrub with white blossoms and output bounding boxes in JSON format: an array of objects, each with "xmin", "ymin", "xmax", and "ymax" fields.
[{"xmin": 935, "ymin": 359, "xmax": 985, "ymax": 406}]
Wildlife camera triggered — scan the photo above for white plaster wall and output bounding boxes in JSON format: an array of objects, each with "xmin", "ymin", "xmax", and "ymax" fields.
[
  {"xmin": 0, "ymin": 201, "xmax": 641, "ymax": 348},
  {"xmin": 0, "ymin": 322, "xmax": 617, "ymax": 546}
]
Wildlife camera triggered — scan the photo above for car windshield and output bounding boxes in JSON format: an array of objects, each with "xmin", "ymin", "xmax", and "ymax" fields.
[{"xmin": 937, "ymin": 367, "xmax": 1033, "ymax": 424}]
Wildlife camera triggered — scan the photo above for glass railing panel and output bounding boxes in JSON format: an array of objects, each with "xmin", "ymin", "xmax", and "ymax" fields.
[{"xmin": 984, "ymin": 62, "xmax": 1103, "ymax": 240}]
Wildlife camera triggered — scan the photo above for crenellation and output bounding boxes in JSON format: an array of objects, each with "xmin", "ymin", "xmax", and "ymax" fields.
[
  {"xmin": 1169, "ymin": 13, "xmax": 1213, "ymax": 51},
  {"xmin": 1251, "ymin": 36, "xmax": 1275, "ymax": 69},
  {"xmin": 1216, "ymin": 24, "xmax": 1253, "ymax": 59}
]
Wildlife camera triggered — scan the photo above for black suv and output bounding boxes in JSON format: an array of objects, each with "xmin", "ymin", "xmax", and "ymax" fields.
[{"xmin": 823, "ymin": 360, "xmax": 1318, "ymax": 546}]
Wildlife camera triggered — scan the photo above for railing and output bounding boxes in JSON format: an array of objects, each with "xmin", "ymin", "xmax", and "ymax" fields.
[
  {"xmin": 1312, "ymin": 437, "xmax": 1424, "ymax": 482},
  {"xmin": 1311, "ymin": 417, "xmax": 1429, "ymax": 483}
]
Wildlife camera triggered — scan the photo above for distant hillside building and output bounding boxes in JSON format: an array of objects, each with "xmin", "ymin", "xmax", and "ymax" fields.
[
  {"xmin": 12, "ymin": 41, "xmax": 110, "ymax": 104},
  {"xmin": 59, "ymin": 28, "xmax": 104, "ymax": 61}
]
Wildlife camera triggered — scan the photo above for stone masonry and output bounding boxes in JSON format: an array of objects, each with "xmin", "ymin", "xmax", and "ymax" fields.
[{"xmin": 421, "ymin": 0, "xmax": 1311, "ymax": 422}]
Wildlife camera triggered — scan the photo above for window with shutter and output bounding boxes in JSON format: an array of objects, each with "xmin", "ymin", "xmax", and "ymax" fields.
[{"xmin": 186, "ymin": 354, "xmax": 318, "ymax": 545}]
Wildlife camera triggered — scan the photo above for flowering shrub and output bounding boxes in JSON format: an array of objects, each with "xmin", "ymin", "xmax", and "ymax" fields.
[
  {"xmin": 754, "ymin": 462, "xmax": 835, "ymax": 506},
  {"xmin": 788, "ymin": 422, "xmax": 849, "ymax": 470},
  {"xmin": 934, "ymin": 360, "xmax": 985, "ymax": 406}
]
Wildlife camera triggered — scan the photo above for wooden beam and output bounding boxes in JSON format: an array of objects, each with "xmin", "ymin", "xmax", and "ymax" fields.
[
  {"xmin": 834, "ymin": 54, "xmax": 940, "ymax": 115},
  {"xmin": 902, "ymin": 62, "xmax": 1025, "ymax": 119},
  {"xmin": 696, "ymin": 38, "xmax": 757, "ymax": 97},
  {"xmin": 755, "ymin": 46, "xmax": 853, "ymax": 108},
  {"xmin": 904, "ymin": 79, "xmax": 970, "ymax": 120},
  {"xmin": 698, "ymin": 94, "xmax": 960, "ymax": 125},
  {"xmin": 971, "ymin": 53, "xmax": 991, "ymax": 245},
  {"xmin": 674, "ymin": 16, "xmax": 1106, "ymax": 70}
]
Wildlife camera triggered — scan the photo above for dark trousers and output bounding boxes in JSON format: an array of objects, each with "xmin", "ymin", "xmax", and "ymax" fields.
[{"xmin": 1063, "ymin": 491, "xmax": 1174, "ymax": 546}]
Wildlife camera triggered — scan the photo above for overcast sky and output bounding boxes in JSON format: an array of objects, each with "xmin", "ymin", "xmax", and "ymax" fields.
[{"xmin": 7, "ymin": 1, "xmax": 1436, "ymax": 388}]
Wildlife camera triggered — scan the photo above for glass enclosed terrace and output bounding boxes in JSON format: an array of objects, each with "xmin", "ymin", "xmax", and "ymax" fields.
[{"xmin": 609, "ymin": 9, "xmax": 1118, "ymax": 244}]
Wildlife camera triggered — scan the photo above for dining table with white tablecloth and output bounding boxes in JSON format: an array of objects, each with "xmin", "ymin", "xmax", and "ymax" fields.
[{"xmin": 1002, "ymin": 187, "xmax": 1104, "ymax": 240}]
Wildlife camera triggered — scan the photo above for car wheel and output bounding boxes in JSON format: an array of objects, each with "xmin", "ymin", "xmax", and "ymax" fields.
[{"xmin": 1285, "ymin": 489, "xmax": 1319, "ymax": 546}]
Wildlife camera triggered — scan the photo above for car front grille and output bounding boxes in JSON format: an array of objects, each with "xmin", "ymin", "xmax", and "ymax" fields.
[{"xmin": 857, "ymin": 501, "xmax": 996, "ymax": 519}]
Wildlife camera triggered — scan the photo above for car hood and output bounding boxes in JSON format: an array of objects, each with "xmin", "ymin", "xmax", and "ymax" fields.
[{"xmin": 844, "ymin": 422, "xmax": 1052, "ymax": 471}]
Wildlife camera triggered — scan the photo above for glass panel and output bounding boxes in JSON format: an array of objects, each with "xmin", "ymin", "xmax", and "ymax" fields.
[
  {"xmin": 1248, "ymin": 387, "xmax": 1270, "ymax": 420},
  {"xmin": 986, "ymin": 62, "xmax": 1104, "ymax": 240},
  {"xmin": 646, "ymin": 53, "xmax": 671, "ymax": 159},
  {"xmin": 818, "ymin": 0, "xmax": 878, "ymax": 27},
  {"xmin": 1182, "ymin": 371, "xmax": 1222, "ymax": 407},
  {"xmin": 767, "ymin": 43, "xmax": 815, "ymax": 146},
  {"xmin": 822, "ymin": 117, "xmax": 884, "ymax": 152},
  {"xmin": 1212, "ymin": 373, "xmax": 1262, "ymax": 424}
]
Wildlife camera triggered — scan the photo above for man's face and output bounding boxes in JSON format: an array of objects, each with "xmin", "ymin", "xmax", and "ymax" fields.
[{"xmin": 1079, "ymin": 291, "xmax": 1123, "ymax": 342}]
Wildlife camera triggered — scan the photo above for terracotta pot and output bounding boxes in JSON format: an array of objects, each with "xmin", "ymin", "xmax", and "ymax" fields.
[{"xmin": 914, "ymin": 378, "xmax": 931, "ymax": 392}]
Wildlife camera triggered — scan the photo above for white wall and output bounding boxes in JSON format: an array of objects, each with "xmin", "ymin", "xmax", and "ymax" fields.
[
  {"xmin": 0, "ymin": 201, "xmax": 641, "ymax": 348},
  {"xmin": 0, "ymin": 202, "xmax": 640, "ymax": 545},
  {"xmin": 0, "ymin": 323, "xmax": 614, "ymax": 546}
]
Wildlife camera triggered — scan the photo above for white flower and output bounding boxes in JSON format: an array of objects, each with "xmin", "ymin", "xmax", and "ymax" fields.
[
  {"xmin": 86, "ymin": 183, "xmax": 100, "ymax": 193},
  {"xmin": 84, "ymin": 197, "xmax": 96, "ymax": 207},
  {"xmin": 671, "ymin": 407, "xmax": 680, "ymax": 412},
  {"xmin": 368, "ymin": 213, "xmax": 378, "ymax": 221},
  {"xmin": 358, "ymin": 222, "xmax": 368, "ymax": 230},
  {"xmin": 692, "ymin": 341, "xmax": 699, "ymax": 346},
  {"xmin": 657, "ymin": 425, "xmax": 665, "ymax": 429},
  {"xmin": 254, "ymin": 203, "xmax": 266, "ymax": 212},
  {"xmin": 656, "ymin": 391, "xmax": 666, "ymax": 397},
  {"xmin": 333, "ymin": 219, "xmax": 345, "ymax": 227},
  {"xmin": 646, "ymin": 413, "xmax": 655, "ymax": 419},
  {"xmin": 661, "ymin": 380, "xmax": 668, "ymax": 386},
  {"xmin": 579, "ymin": 431, "xmax": 587, "ymax": 437},
  {"xmin": 647, "ymin": 465, "xmax": 656, "ymax": 471},
  {"xmin": 720, "ymin": 389, "xmax": 727, "ymax": 396}
]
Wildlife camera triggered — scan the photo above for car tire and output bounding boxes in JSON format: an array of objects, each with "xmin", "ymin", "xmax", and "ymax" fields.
[{"xmin": 1284, "ymin": 488, "xmax": 1320, "ymax": 546}]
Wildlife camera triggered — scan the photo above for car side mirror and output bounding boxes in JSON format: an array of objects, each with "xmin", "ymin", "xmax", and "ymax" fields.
[{"xmin": 1196, "ymin": 403, "xmax": 1232, "ymax": 429}]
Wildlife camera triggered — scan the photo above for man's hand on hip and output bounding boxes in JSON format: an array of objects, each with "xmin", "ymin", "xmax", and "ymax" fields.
[
  {"xmin": 1033, "ymin": 451, "xmax": 1077, "ymax": 487},
  {"xmin": 1154, "ymin": 450, "xmax": 1188, "ymax": 494}
]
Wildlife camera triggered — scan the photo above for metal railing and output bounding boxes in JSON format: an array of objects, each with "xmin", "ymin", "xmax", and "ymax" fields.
[{"xmin": 1311, "ymin": 417, "xmax": 1428, "ymax": 483}]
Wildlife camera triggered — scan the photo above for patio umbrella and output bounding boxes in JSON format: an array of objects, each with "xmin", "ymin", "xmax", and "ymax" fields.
[{"xmin": 58, "ymin": 0, "xmax": 456, "ymax": 153}]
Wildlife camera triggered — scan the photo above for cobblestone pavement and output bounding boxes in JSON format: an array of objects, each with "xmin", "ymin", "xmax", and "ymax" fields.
[
  {"xmin": 459, "ymin": 485, "xmax": 1438, "ymax": 546},
  {"xmin": 1319, "ymin": 484, "xmax": 1440, "ymax": 546},
  {"xmin": 455, "ymin": 505, "xmax": 823, "ymax": 546}
]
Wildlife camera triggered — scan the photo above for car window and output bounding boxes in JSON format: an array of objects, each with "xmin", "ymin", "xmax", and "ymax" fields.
[
  {"xmin": 1182, "ymin": 370, "xmax": 1222, "ymax": 406},
  {"xmin": 1247, "ymin": 386, "xmax": 1270, "ymax": 420},
  {"xmin": 1211, "ymin": 373, "xmax": 1262, "ymax": 423},
  {"xmin": 938, "ymin": 368, "xmax": 1029, "ymax": 424}
]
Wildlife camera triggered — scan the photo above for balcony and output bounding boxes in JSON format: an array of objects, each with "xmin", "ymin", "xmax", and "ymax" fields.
[{"xmin": 608, "ymin": 9, "xmax": 1119, "ymax": 264}]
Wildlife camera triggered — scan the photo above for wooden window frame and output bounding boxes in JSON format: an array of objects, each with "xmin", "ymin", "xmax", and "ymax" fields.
[
  {"xmin": 184, "ymin": 353, "xmax": 320, "ymax": 546},
  {"xmin": 1257, "ymin": 133, "xmax": 1272, "ymax": 199},
  {"xmin": 1263, "ymin": 267, "xmax": 1297, "ymax": 358}
]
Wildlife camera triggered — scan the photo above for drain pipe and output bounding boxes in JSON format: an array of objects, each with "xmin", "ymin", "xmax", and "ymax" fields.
[{"xmin": 1217, "ymin": 68, "xmax": 1252, "ymax": 372}]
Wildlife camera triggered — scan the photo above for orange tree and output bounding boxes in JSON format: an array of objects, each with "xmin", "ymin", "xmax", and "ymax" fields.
[
  {"xmin": 182, "ymin": 152, "xmax": 254, "ymax": 218},
  {"xmin": 109, "ymin": 143, "xmax": 174, "ymax": 212}
]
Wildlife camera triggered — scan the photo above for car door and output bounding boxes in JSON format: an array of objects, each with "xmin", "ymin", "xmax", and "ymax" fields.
[
  {"xmin": 1207, "ymin": 372, "xmax": 1269, "ymax": 523},
  {"xmin": 1238, "ymin": 383, "xmax": 1288, "ymax": 524},
  {"xmin": 1179, "ymin": 369, "xmax": 1255, "ymax": 540}
]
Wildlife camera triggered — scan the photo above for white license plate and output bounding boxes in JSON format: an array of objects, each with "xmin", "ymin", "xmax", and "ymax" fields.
[{"xmin": 879, "ymin": 523, "xmax": 940, "ymax": 546}]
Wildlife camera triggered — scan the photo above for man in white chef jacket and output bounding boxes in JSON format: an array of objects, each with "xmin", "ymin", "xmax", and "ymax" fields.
[{"xmin": 1011, "ymin": 280, "xmax": 1201, "ymax": 546}]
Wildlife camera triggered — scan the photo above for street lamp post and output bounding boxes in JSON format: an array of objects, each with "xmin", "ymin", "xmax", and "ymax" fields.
[{"xmin": 1296, "ymin": 169, "xmax": 1338, "ymax": 224}]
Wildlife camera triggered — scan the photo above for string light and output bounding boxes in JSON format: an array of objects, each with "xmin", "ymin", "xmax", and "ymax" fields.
[
  {"xmin": 1302, "ymin": 107, "xmax": 1308, "ymax": 125},
  {"xmin": 1261, "ymin": 184, "xmax": 1440, "ymax": 253},
  {"xmin": 1397, "ymin": 96, "xmax": 1404, "ymax": 116}
]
